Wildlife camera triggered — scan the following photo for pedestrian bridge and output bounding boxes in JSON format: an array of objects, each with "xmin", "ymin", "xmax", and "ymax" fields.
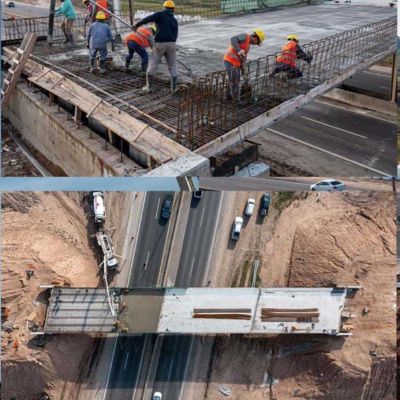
[{"xmin": 42, "ymin": 286, "xmax": 359, "ymax": 336}]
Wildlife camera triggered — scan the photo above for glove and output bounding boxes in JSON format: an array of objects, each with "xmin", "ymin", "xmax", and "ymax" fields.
[
  {"xmin": 111, "ymin": 44, "xmax": 115, "ymax": 52},
  {"xmin": 238, "ymin": 49, "xmax": 246, "ymax": 59},
  {"xmin": 132, "ymin": 25, "xmax": 138, "ymax": 32},
  {"xmin": 307, "ymin": 54, "xmax": 313, "ymax": 64},
  {"xmin": 86, "ymin": 43, "xmax": 90, "ymax": 49}
]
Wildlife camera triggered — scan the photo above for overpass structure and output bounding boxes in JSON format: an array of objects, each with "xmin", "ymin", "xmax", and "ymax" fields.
[
  {"xmin": 43, "ymin": 286, "xmax": 358, "ymax": 336},
  {"xmin": 2, "ymin": 11, "xmax": 396, "ymax": 176}
]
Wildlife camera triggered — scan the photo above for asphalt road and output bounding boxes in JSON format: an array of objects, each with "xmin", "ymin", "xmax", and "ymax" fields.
[
  {"xmin": 104, "ymin": 191, "xmax": 222, "ymax": 400},
  {"xmin": 342, "ymin": 69, "xmax": 393, "ymax": 100},
  {"xmin": 129, "ymin": 191, "xmax": 175, "ymax": 288},
  {"xmin": 105, "ymin": 192, "xmax": 176, "ymax": 400},
  {"xmin": 2, "ymin": 1, "xmax": 49, "ymax": 18},
  {"xmin": 151, "ymin": 191, "xmax": 223, "ymax": 400},
  {"xmin": 261, "ymin": 98, "xmax": 397, "ymax": 177}
]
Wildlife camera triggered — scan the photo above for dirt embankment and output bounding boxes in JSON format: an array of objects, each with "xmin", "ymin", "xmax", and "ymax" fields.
[
  {"xmin": 2, "ymin": 192, "xmax": 100, "ymax": 400},
  {"xmin": 205, "ymin": 192, "xmax": 396, "ymax": 400}
]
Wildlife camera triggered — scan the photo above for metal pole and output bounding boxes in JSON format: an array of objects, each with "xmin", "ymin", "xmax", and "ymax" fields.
[
  {"xmin": 390, "ymin": 52, "xmax": 398, "ymax": 103},
  {"xmin": 128, "ymin": 0, "xmax": 134, "ymax": 26},
  {"xmin": 89, "ymin": 0, "xmax": 130, "ymax": 29},
  {"xmin": 48, "ymin": 0, "xmax": 56, "ymax": 45}
]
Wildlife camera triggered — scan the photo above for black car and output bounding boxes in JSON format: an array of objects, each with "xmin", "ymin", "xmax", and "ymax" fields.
[
  {"xmin": 160, "ymin": 194, "xmax": 173, "ymax": 220},
  {"xmin": 259, "ymin": 193, "xmax": 271, "ymax": 217}
]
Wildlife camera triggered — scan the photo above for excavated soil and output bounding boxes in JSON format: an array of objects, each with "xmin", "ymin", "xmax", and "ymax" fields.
[
  {"xmin": 205, "ymin": 191, "xmax": 396, "ymax": 400},
  {"xmin": 1, "ymin": 192, "xmax": 100, "ymax": 400}
]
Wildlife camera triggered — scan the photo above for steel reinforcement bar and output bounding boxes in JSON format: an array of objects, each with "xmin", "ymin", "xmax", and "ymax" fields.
[{"xmin": 177, "ymin": 16, "xmax": 396, "ymax": 150}]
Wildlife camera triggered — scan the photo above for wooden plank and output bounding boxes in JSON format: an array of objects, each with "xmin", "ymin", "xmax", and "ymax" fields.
[{"xmin": 2, "ymin": 32, "xmax": 38, "ymax": 109}]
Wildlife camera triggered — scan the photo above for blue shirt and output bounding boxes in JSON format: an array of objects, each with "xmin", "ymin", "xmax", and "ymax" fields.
[{"xmin": 87, "ymin": 21, "xmax": 114, "ymax": 49}]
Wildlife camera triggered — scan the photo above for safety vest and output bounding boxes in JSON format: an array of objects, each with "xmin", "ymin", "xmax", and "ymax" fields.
[
  {"xmin": 125, "ymin": 27, "xmax": 153, "ymax": 48},
  {"xmin": 223, "ymin": 34, "xmax": 251, "ymax": 67},
  {"xmin": 276, "ymin": 40, "xmax": 297, "ymax": 67},
  {"xmin": 96, "ymin": 0, "xmax": 109, "ymax": 18}
]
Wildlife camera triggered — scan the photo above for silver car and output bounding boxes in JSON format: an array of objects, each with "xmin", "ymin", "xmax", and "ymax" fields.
[{"xmin": 310, "ymin": 179, "xmax": 346, "ymax": 192}]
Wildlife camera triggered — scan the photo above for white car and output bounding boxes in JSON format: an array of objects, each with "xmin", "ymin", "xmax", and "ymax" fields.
[
  {"xmin": 245, "ymin": 198, "xmax": 255, "ymax": 216},
  {"xmin": 231, "ymin": 216, "xmax": 243, "ymax": 240},
  {"xmin": 153, "ymin": 392, "xmax": 162, "ymax": 400},
  {"xmin": 310, "ymin": 179, "xmax": 346, "ymax": 192}
]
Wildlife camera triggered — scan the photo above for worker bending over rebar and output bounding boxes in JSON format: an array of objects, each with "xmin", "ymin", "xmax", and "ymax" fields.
[
  {"xmin": 55, "ymin": 0, "xmax": 77, "ymax": 43},
  {"xmin": 223, "ymin": 29, "xmax": 265, "ymax": 104},
  {"xmin": 270, "ymin": 35, "xmax": 313, "ymax": 80},
  {"xmin": 125, "ymin": 25, "xmax": 156, "ymax": 73},
  {"xmin": 133, "ymin": 0, "xmax": 178, "ymax": 93},
  {"xmin": 87, "ymin": 11, "xmax": 115, "ymax": 74}
]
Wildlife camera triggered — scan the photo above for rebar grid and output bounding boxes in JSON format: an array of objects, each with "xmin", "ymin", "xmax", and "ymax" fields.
[{"xmin": 177, "ymin": 16, "xmax": 396, "ymax": 149}]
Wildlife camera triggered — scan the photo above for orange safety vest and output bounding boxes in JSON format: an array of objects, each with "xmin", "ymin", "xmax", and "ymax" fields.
[
  {"xmin": 96, "ymin": 0, "xmax": 109, "ymax": 18},
  {"xmin": 223, "ymin": 34, "xmax": 251, "ymax": 67},
  {"xmin": 276, "ymin": 40, "xmax": 297, "ymax": 67},
  {"xmin": 125, "ymin": 27, "xmax": 153, "ymax": 48}
]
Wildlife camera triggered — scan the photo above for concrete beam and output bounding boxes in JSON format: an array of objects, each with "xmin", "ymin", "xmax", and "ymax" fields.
[{"xmin": 196, "ymin": 45, "xmax": 397, "ymax": 159}]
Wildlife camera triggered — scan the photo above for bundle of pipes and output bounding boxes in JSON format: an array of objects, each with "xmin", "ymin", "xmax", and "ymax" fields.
[
  {"xmin": 261, "ymin": 308, "xmax": 319, "ymax": 321},
  {"xmin": 192, "ymin": 308, "xmax": 252, "ymax": 320}
]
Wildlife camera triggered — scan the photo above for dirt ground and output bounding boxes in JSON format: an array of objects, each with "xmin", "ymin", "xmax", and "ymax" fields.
[
  {"xmin": 1, "ymin": 192, "xmax": 100, "ymax": 400},
  {"xmin": 205, "ymin": 191, "xmax": 396, "ymax": 400},
  {"xmin": 1, "ymin": 120, "xmax": 40, "ymax": 177}
]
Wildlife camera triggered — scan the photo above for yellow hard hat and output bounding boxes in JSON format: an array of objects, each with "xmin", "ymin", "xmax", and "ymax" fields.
[
  {"xmin": 96, "ymin": 11, "xmax": 106, "ymax": 20},
  {"xmin": 253, "ymin": 29, "xmax": 266, "ymax": 44},
  {"xmin": 163, "ymin": 0, "xmax": 175, "ymax": 8},
  {"xmin": 287, "ymin": 34, "xmax": 299, "ymax": 42}
]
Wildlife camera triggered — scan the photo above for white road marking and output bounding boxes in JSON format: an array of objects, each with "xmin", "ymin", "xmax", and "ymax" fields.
[
  {"xmin": 199, "ymin": 207, "xmax": 206, "ymax": 228},
  {"xmin": 124, "ymin": 352, "xmax": 130, "ymax": 370},
  {"xmin": 144, "ymin": 251, "xmax": 150, "ymax": 270},
  {"xmin": 102, "ymin": 335, "xmax": 119, "ymax": 400},
  {"xmin": 155, "ymin": 197, "xmax": 161, "ymax": 219},
  {"xmin": 266, "ymin": 128, "xmax": 390, "ymax": 177},
  {"xmin": 167, "ymin": 357, "xmax": 175, "ymax": 381},
  {"xmin": 315, "ymin": 99, "xmax": 396, "ymax": 124},
  {"xmin": 300, "ymin": 116, "xmax": 367, "ymax": 139}
]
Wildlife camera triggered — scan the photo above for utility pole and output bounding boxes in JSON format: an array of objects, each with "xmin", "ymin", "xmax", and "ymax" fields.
[{"xmin": 48, "ymin": 0, "xmax": 56, "ymax": 45}]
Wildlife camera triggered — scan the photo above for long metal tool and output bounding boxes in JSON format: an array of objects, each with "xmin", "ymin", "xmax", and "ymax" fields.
[{"xmin": 88, "ymin": 0, "xmax": 193, "ymax": 76}]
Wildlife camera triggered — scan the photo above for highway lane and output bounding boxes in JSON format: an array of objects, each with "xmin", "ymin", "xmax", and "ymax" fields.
[
  {"xmin": 105, "ymin": 192, "xmax": 176, "ymax": 400},
  {"xmin": 256, "ymin": 98, "xmax": 396, "ymax": 177},
  {"xmin": 152, "ymin": 192, "xmax": 223, "ymax": 400},
  {"xmin": 2, "ymin": 1, "xmax": 50, "ymax": 18},
  {"xmin": 129, "ymin": 191, "xmax": 175, "ymax": 288},
  {"xmin": 342, "ymin": 69, "xmax": 392, "ymax": 99}
]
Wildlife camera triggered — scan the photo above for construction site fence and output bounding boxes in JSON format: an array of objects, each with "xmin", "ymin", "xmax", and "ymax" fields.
[
  {"xmin": 176, "ymin": 16, "xmax": 396, "ymax": 150},
  {"xmin": 117, "ymin": 0, "xmax": 312, "ymax": 20}
]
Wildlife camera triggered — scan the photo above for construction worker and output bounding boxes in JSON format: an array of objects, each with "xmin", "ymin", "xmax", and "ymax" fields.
[
  {"xmin": 55, "ymin": 0, "xmax": 77, "ymax": 44},
  {"xmin": 82, "ymin": 0, "xmax": 94, "ymax": 25},
  {"xmin": 133, "ymin": 1, "xmax": 178, "ymax": 93},
  {"xmin": 223, "ymin": 29, "xmax": 266, "ymax": 102},
  {"xmin": 91, "ymin": 0, "xmax": 114, "ymax": 24},
  {"xmin": 270, "ymin": 35, "xmax": 313, "ymax": 80},
  {"xmin": 125, "ymin": 25, "xmax": 156, "ymax": 73},
  {"xmin": 87, "ymin": 11, "xmax": 115, "ymax": 74}
]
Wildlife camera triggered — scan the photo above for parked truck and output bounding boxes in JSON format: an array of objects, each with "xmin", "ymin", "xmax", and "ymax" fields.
[
  {"xmin": 93, "ymin": 191, "xmax": 106, "ymax": 224},
  {"xmin": 95, "ymin": 231, "xmax": 118, "ymax": 269}
]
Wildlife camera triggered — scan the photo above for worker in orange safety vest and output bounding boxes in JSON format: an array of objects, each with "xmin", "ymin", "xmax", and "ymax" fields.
[
  {"xmin": 223, "ymin": 29, "xmax": 265, "ymax": 103},
  {"xmin": 270, "ymin": 34, "xmax": 313, "ymax": 80},
  {"xmin": 91, "ymin": 0, "xmax": 113, "ymax": 24},
  {"xmin": 125, "ymin": 26, "xmax": 156, "ymax": 72}
]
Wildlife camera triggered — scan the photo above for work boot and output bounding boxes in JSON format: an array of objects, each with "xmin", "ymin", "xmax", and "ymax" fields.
[
  {"xmin": 68, "ymin": 34, "xmax": 74, "ymax": 44},
  {"xmin": 63, "ymin": 34, "xmax": 69, "ymax": 44},
  {"xmin": 141, "ymin": 74, "xmax": 154, "ymax": 93},
  {"xmin": 170, "ymin": 76, "xmax": 178, "ymax": 94},
  {"xmin": 125, "ymin": 57, "xmax": 130, "ymax": 71},
  {"xmin": 99, "ymin": 60, "xmax": 106, "ymax": 74},
  {"xmin": 141, "ymin": 62, "xmax": 148, "ymax": 73}
]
